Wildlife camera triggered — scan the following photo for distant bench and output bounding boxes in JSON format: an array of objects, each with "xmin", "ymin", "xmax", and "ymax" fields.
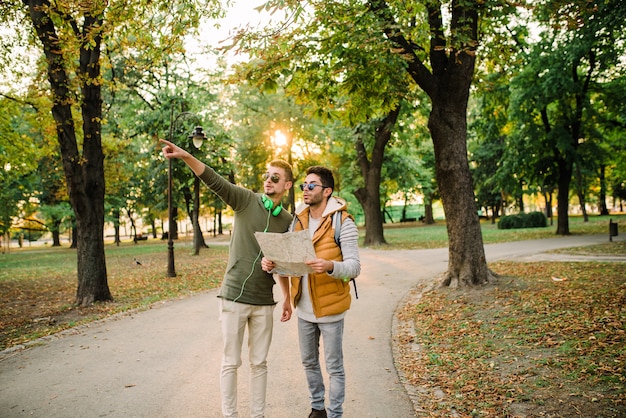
[
  {"xmin": 133, "ymin": 235, "xmax": 148, "ymax": 243},
  {"xmin": 400, "ymin": 216, "xmax": 426, "ymax": 223}
]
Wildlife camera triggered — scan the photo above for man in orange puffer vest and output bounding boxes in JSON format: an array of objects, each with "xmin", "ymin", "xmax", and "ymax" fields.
[{"xmin": 262, "ymin": 166, "xmax": 360, "ymax": 418}]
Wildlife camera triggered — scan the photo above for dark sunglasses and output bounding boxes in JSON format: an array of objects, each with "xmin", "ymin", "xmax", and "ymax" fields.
[
  {"xmin": 299, "ymin": 183, "xmax": 327, "ymax": 191},
  {"xmin": 262, "ymin": 173, "xmax": 281, "ymax": 183}
]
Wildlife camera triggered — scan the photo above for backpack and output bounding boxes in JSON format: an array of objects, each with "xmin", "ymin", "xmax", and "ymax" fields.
[{"xmin": 289, "ymin": 210, "xmax": 358, "ymax": 298}]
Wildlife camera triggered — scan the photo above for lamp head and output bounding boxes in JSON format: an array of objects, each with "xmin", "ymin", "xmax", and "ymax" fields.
[{"xmin": 189, "ymin": 126, "xmax": 207, "ymax": 148}]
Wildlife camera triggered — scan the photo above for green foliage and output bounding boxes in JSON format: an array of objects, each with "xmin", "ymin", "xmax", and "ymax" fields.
[
  {"xmin": 383, "ymin": 98, "xmax": 434, "ymax": 203},
  {"xmin": 0, "ymin": 0, "xmax": 231, "ymax": 306},
  {"xmin": 101, "ymin": 56, "xmax": 226, "ymax": 232},
  {"xmin": 38, "ymin": 203, "xmax": 74, "ymax": 235},
  {"xmin": 470, "ymin": 0, "xmax": 626, "ymax": 226},
  {"xmin": 0, "ymin": 96, "xmax": 53, "ymax": 236},
  {"xmin": 508, "ymin": 0, "xmax": 625, "ymax": 213},
  {"xmin": 231, "ymin": 0, "xmax": 415, "ymax": 125},
  {"xmin": 498, "ymin": 211, "xmax": 547, "ymax": 230}
]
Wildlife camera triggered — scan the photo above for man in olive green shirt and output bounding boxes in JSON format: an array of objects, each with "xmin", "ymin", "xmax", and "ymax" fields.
[{"xmin": 161, "ymin": 139, "xmax": 293, "ymax": 418}]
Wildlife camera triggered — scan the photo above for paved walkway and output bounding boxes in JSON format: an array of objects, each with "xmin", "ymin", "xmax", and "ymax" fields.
[{"xmin": 0, "ymin": 234, "xmax": 623, "ymax": 417}]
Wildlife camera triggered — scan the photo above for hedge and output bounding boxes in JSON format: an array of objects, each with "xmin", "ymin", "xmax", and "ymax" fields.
[{"xmin": 498, "ymin": 211, "xmax": 548, "ymax": 229}]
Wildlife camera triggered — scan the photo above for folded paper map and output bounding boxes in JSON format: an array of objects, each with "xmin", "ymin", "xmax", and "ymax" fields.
[{"xmin": 254, "ymin": 230, "xmax": 316, "ymax": 276}]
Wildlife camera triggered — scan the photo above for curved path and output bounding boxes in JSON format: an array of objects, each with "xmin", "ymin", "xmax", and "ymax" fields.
[{"xmin": 0, "ymin": 234, "xmax": 623, "ymax": 417}]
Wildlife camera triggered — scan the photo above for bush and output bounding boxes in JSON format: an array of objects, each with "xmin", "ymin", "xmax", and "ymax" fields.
[
  {"xmin": 527, "ymin": 211, "xmax": 548, "ymax": 227},
  {"xmin": 498, "ymin": 211, "xmax": 547, "ymax": 229}
]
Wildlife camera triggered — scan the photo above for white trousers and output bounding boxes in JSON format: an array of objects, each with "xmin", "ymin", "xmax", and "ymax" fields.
[{"xmin": 219, "ymin": 299, "xmax": 274, "ymax": 418}]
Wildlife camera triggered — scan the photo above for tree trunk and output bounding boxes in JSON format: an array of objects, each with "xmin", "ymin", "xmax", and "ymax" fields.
[
  {"xmin": 113, "ymin": 208, "xmax": 121, "ymax": 246},
  {"xmin": 75, "ymin": 18, "xmax": 111, "ymax": 305},
  {"xmin": 577, "ymin": 190, "xmax": 589, "ymax": 222},
  {"xmin": 429, "ymin": 99, "xmax": 491, "ymax": 287},
  {"xmin": 547, "ymin": 192, "xmax": 553, "ymax": 225},
  {"xmin": 423, "ymin": 33, "xmax": 491, "ymax": 287},
  {"xmin": 554, "ymin": 53, "xmax": 593, "ymax": 234},
  {"xmin": 383, "ymin": 208, "xmax": 393, "ymax": 223},
  {"xmin": 75, "ymin": 207, "xmax": 110, "ymax": 306},
  {"xmin": 126, "ymin": 209, "xmax": 138, "ymax": 242},
  {"xmin": 52, "ymin": 225, "xmax": 61, "ymax": 247},
  {"xmin": 27, "ymin": 0, "xmax": 111, "ymax": 306},
  {"xmin": 192, "ymin": 176, "xmax": 207, "ymax": 255},
  {"xmin": 556, "ymin": 157, "xmax": 573, "ymax": 235},
  {"xmin": 599, "ymin": 165, "xmax": 609, "ymax": 215},
  {"xmin": 70, "ymin": 226, "xmax": 77, "ymax": 249},
  {"xmin": 424, "ymin": 193, "xmax": 434, "ymax": 225},
  {"xmin": 574, "ymin": 163, "xmax": 588, "ymax": 222},
  {"xmin": 369, "ymin": 0, "xmax": 491, "ymax": 286},
  {"xmin": 353, "ymin": 105, "xmax": 400, "ymax": 246}
]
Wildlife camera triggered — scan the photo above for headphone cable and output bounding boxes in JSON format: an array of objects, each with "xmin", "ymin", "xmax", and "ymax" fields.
[{"xmin": 232, "ymin": 205, "xmax": 272, "ymax": 303}]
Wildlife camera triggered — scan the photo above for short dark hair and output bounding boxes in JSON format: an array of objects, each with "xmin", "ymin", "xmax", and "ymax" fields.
[
  {"xmin": 270, "ymin": 159, "xmax": 293, "ymax": 182},
  {"xmin": 306, "ymin": 165, "xmax": 334, "ymax": 191}
]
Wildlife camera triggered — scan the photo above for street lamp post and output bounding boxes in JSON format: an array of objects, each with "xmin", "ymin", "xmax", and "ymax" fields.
[{"xmin": 167, "ymin": 110, "xmax": 207, "ymax": 277}]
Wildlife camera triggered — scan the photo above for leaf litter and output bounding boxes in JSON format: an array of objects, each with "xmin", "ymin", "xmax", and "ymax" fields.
[{"xmin": 395, "ymin": 261, "xmax": 626, "ymax": 417}]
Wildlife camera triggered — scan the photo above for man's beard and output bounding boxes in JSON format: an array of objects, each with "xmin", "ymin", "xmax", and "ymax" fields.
[{"xmin": 305, "ymin": 194, "xmax": 323, "ymax": 207}]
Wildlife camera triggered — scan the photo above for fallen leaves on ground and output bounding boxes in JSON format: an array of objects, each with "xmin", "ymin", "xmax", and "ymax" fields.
[{"xmin": 396, "ymin": 261, "xmax": 626, "ymax": 417}]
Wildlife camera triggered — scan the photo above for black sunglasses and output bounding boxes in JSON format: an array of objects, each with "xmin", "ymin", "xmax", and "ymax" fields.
[
  {"xmin": 299, "ymin": 183, "xmax": 328, "ymax": 191},
  {"xmin": 262, "ymin": 173, "xmax": 281, "ymax": 183}
]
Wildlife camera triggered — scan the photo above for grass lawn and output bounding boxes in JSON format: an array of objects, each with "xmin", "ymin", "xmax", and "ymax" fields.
[
  {"xmin": 0, "ymin": 238, "xmax": 229, "ymax": 350},
  {"xmin": 1, "ymin": 214, "xmax": 624, "ymax": 417},
  {"xmin": 378, "ymin": 213, "xmax": 625, "ymax": 249}
]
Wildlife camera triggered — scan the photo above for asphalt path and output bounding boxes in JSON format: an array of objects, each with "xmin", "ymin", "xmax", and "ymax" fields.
[{"xmin": 1, "ymin": 234, "xmax": 623, "ymax": 418}]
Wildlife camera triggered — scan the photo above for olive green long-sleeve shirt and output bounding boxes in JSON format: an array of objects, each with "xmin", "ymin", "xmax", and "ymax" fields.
[{"xmin": 198, "ymin": 165, "xmax": 292, "ymax": 305}]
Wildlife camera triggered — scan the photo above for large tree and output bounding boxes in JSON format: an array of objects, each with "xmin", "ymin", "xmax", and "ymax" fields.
[
  {"xmin": 234, "ymin": 0, "xmax": 499, "ymax": 286},
  {"xmin": 369, "ymin": 0, "xmax": 494, "ymax": 285},
  {"xmin": 352, "ymin": 105, "xmax": 401, "ymax": 245},
  {"xmin": 4, "ymin": 0, "xmax": 218, "ymax": 305}
]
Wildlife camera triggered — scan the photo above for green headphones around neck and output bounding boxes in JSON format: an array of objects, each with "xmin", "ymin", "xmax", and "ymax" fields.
[{"xmin": 262, "ymin": 194, "xmax": 283, "ymax": 217}]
